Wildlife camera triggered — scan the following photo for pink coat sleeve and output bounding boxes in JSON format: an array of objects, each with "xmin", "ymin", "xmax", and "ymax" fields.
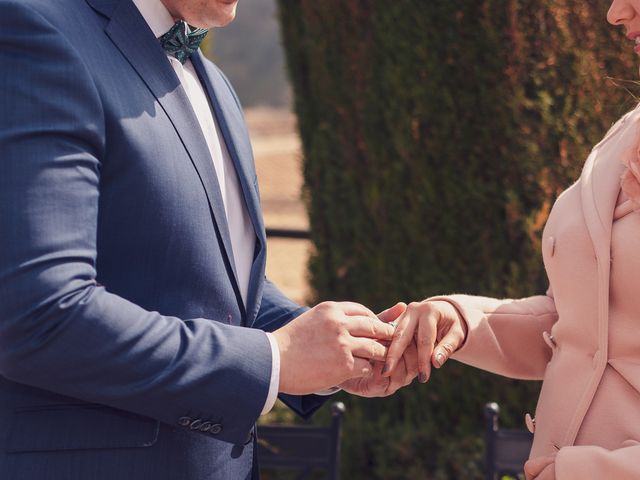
[
  {"xmin": 429, "ymin": 291, "xmax": 558, "ymax": 380},
  {"xmin": 555, "ymin": 442, "xmax": 640, "ymax": 479}
]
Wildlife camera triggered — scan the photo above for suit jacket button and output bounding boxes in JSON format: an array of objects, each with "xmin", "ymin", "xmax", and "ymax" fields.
[
  {"xmin": 189, "ymin": 419, "xmax": 204, "ymax": 430},
  {"xmin": 199, "ymin": 421, "xmax": 213, "ymax": 432},
  {"xmin": 178, "ymin": 416, "xmax": 192, "ymax": 427},
  {"xmin": 525, "ymin": 413, "xmax": 536, "ymax": 433},
  {"xmin": 208, "ymin": 423, "xmax": 223, "ymax": 435}
]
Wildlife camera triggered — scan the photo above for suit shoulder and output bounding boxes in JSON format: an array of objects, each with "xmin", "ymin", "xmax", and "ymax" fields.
[
  {"xmin": 0, "ymin": 0, "xmax": 81, "ymax": 14},
  {"xmin": 0, "ymin": 0, "xmax": 93, "ymax": 32}
]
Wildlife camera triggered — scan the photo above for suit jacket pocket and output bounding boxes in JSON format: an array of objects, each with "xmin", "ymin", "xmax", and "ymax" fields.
[{"xmin": 6, "ymin": 404, "xmax": 159, "ymax": 453}]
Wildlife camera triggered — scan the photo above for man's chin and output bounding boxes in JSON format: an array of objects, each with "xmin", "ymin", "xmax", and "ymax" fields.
[
  {"xmin": 212, "ymin": 1, "xmax": 238, "ymax": 27},
  {"xmin": 184, "ymin": 2, "xmax": 238, "ymax": 29},
  {"xmin": 215, "ymin": 13, "xmax": 236, "ymax": 27}
]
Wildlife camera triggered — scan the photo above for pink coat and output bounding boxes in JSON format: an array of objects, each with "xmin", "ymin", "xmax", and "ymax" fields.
[{"xmin": 435, "ymin": 107, "xmax": 640, "ymax": 478}]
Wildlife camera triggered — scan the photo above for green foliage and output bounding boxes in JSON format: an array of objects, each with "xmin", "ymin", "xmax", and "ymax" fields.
[{"xmin": 277, "ymin": 1, "xmax": 637, "ymax": 478}]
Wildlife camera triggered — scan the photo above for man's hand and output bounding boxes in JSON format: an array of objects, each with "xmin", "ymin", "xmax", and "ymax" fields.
[
  {"xmin": 340, "ymin": 303, "xmax": 419, "ymax": 397},
  {"xmin": 272, "ymin": 301, "xmax": 395, "ymax": 395},
  {"xmin": 382, "ymin": 300, "xmax": 467, "ymax": 383}
]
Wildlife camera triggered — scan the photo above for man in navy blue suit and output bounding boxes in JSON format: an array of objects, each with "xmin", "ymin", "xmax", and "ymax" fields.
[{"xmin": 0, "ymin": 0, "xmax": 418, "ymax": 478}]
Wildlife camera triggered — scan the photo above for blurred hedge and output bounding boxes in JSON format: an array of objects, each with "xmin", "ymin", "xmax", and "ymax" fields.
[{"xmin": 277, "ymin": 1, "xmax": 636, "ymax": 478}]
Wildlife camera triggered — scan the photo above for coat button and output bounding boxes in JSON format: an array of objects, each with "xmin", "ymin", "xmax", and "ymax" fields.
[
  {"xmin": 208, "ymin": 423, "xmax": 223, "ymax": 435},
  {"xmin": 177, "ymin": 416, "xmax": 192, "ymax": 427},
  {"xmin": 199, "ymin": 421, "xmax": 213, "ymax": 432},
  {"xmin": 525, "ymin": 413, "xmax": 536, "ymax": 433},
  {"xmin": 189, "ymin": 419, "xmax": 204, "ymax": 430}
]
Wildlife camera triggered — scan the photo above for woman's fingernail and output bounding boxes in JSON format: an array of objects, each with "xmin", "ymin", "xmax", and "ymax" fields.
[
  {"xmin": 382, "ymin": 364, "xmax": 390, "ymax": 375},
  {"xmin": 418, "ymin": 372, "xmax": 428, "ymax": 383},
  {"xmin": 435, "ymin": 352, "xmax": 445, "ymax": 367}
]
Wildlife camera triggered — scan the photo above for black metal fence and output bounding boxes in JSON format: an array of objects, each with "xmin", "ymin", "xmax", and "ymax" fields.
[{"xmin": 265, "ymin": 228, "xmax": 310, "ymax": 240}]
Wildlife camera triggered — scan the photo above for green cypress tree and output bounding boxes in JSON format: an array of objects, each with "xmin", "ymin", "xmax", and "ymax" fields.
[{"xmin": 277, "ymin": 1, "xmax": 637, "ymax": 477}]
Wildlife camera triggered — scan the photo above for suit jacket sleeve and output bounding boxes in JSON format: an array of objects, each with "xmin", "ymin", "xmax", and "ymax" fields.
[
  {"xmin": 430, "ymin": 288, "xmax": 558, "ymax": 380},
  {"xmin": 0, "ymin": 1, "xmax": 272, "ymax": 445},
  {"xmin": 253, "ymin": 279, "xmax": 328, "ymax": 419}
]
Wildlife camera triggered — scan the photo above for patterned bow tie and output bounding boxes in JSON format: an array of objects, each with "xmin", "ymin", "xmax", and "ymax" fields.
[{"xmin": 159, "ymin": 20, "xmax": 209, "ymax": 64}]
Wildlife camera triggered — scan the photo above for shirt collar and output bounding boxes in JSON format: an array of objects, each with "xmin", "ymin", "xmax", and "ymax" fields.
[{"xmin": 131, "ymin": 0, "xmax": 176, "ymax": 38}]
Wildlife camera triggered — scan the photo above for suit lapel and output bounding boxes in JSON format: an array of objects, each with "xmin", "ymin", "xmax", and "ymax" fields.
[
  {"xmin": 86, "ymin": 0, "xmax": 244, "ymax": 308},
  {"xmin": 192, "ymin": 53, "xmax": 267, "ymax": 324}
]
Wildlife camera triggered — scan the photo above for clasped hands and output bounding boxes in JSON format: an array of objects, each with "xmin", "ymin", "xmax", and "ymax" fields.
[{"xmin": 272, "ymin": 299, "xmax": 467, "ymax": 398}]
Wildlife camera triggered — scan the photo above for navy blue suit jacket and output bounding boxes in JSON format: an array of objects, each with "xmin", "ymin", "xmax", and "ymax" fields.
[{"xmin": 0, "ymin": 0, "xmax": 324, "ymax": 478}]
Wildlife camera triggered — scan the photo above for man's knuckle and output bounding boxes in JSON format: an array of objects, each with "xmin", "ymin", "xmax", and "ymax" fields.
[
  {"xmin": 326, "ymin": 315, "xmax": 344, "ymax": 334},
  {"xmin": 344, "ymin": 356, "xmax": 355, "ymax": 372},
  {"xmin": 338, "ymin": 351, "xmax": 356, "ymax": 372},
  {"xmin": 319, "ymin": 301, "xmax": 339, "ymax": 316},
  {"xmin": 336, "ymin": 333, "xmax": 350, "ymax": 350}
]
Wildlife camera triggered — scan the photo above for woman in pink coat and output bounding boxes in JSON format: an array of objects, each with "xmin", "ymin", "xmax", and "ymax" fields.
[{"xmin": 383, "ymin": 1, "xmax": 640, "ymax": 478}]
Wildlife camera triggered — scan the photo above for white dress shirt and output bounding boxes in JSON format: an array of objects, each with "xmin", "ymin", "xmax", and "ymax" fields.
[{"xmin": 132, "ymin": 0, "xmax": 279, "ymax": 415}]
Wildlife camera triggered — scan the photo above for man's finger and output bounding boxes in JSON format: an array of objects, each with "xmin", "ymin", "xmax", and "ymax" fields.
[
  {"xmin": 377, "ymin": 302, "xmax": 407, "ymax": 324},
  {"xmin": 369, "ymin": 361, "xmax": 391, "ymax": 398},
  {"xmin": 383, "ymin": 308, "xmax": 418, "ymax": 376},
  {"xmin": 336, "ymin": 301, "xmax": 378, "ymax": 318},
  {"xmin": 350, "ymin": 338, "xmax": 389, "ymax": 361},
  {"xmin": 345, "ymin": 315, "xmax": 395, "ymax": 339},
  {"xmin": 432, "ymin": 324, "xmax": 465, "ymax": 368},
  {"xmin": 349, "ymin": 357, "xmax": 374, "ymax": 378},
  {"xmin": 416, "ymin": 309, "xmax": 437, "ymax": 383}
]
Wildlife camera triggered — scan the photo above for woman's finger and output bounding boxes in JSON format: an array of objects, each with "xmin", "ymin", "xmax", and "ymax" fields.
[
  {"xmin": 403, "ymin": 339, "xmax": 419, "ymax": 384},
  {"xmin": 377, "ymin": 302, "xmax": 407, "ymax": 324},
  {"xmin": 432, "ymin": 321, "xmax": 465, "ymax": 368},
  {"xmin": 385, "ymin": 347, "xmax": 413, "ymax": 395},
  {"xmin": 382, "ymin": 308, "xmax": 418, "ymax": 376},
  {"xmin": 416, "ymin": 305, "xmax": 438, "ymax": 383}
]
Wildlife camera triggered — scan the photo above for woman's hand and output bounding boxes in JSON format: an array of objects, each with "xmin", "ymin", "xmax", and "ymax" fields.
[
  {"xmin": 524, "ymin": 453, "xmax": 556, "ymax": 480},
  {"xmin": 341, "ymin": 303, "xmax": 419, "ymax": 397},
  {"xmin": 382, "ymin": 300, "xmax": 467, "ymax": 382}
]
